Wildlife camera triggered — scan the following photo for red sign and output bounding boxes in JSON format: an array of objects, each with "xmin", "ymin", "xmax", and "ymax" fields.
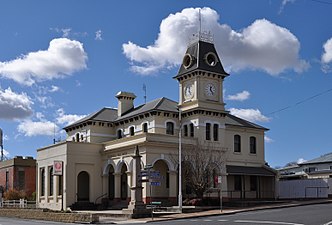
[{"xmin": 53, "ymin": 161, "xmax": 63, "ymax": 176}]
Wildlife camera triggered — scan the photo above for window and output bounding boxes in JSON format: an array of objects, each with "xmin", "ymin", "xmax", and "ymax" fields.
[
  {"xmin": 206, "ymin": 123, "xmax": 211, "ymax": 140},
  {"xmin": 250, "ymin": 136, "xmax": 256, "ymax": 154},
  {"xmin": 166, "ymin": 122, "xmax": 174, "ymax": 135},
  {"xmin": 5, "ymin": 171, "xmax": 9, "ymax": 191},
  {"xmin": 234, "ymin": 135, "xmax": 241, "ymax": 153},
  {"xmin": 117, "ymin": 130, "xmax": 123, "ymax": 139},
  {"xmin": 143, "ymin": 123, "xmax": 148, "ymax": 133},
  {"xmin": 189, "ymin": 123, "xmax": 194, "ymax": 137},
  {"xmin": 76, "ymin": 133, "xmax": 80, "ymax": 142},
  {"xmin": 234, "ymin": 175, "xmax": 242, "ymax": 191},
  {"xmin": 166, "ymin": 172, "xmax": 170, "ymax": 188},
  {"xmin": 250, "ymin": 176, "xmax": 257, "ymax": 191},
  {"xmin": 18, "ymin": 170, "xmax": 25, "ymax": 190},
  {"xmin": 130, "ymin": 127, "xmax": 135, "ymax": 136},
  {"xmin": 183, "ymin": 125, "xmax": 188, "ymax": 137},
  {"xmin": 40, "ymin": 168, "xmax": 45, "ymax": 196},
  {"xmin": 213, "ymin": 124, "xmax": 219, "ymax": 141},
  {"xmin": 49, "ymin": 167, "xmax": 54, "ymax": 196}
]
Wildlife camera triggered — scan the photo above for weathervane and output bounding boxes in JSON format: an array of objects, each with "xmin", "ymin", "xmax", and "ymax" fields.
[{"xmin": 188, "ymin": 9, "xmax": 214, "ymax": 46}]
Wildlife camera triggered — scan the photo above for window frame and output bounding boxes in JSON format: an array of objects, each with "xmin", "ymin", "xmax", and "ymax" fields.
[
  {"xmin": 166, "ymin": 121, "xmax": 174, "ymax": 135},
  {"xmin": 206, "ymin": 123, "xmax": 211, "ymax": 140},
  {"xmin": 234, "ymin": 134, "xmax": 241, "ymax": 153},
  {"xmin": 213, "ymin": 124, "xmax": 219, "ymax": 141},
  {"xmin": 250, "ymin": 136, "xmax": 257, "ymax": 154}
]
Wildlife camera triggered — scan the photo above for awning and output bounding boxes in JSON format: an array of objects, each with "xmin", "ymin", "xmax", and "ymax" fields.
[{"xmin": 226, "ymin": 165, "xmax": 276, "ymax": 177}]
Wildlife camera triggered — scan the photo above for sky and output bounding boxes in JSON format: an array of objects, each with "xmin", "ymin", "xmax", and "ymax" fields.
[{"xmin": 1, "ymin": 0, "xmax": 332, "ymax": 168}]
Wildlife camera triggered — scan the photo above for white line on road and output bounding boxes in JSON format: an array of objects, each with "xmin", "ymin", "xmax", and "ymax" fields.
[
  {"xmin": 324, "ymin": 221, "xmax": 332, "ymax": 225},
  {"xmin": 234, "ymin": 220, "xmax": 304, "ymax": 225},
  {"xmin": 218, "ymin": 219, "xmax": 229, "ymax": 222}
]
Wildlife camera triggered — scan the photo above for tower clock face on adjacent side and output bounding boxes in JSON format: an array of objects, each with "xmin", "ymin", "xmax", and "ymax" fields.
[
  {"xmin": 184, "ymin": 83, "xmax": 194, "ymax": 100},
  {"xmin": 205, "ymin": 83, "xmax": 216, "ymax": 97}
]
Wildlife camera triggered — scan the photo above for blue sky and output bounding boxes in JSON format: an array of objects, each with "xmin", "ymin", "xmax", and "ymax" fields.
[{"xmin": 1, "ymin": 0, "xmax": 332, "ymax": 168}]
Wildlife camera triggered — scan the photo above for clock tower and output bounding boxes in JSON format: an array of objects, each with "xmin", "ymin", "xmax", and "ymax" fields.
[{"xmin": 174, "ymin": 33, "xmax": 229, "ymax": 113}]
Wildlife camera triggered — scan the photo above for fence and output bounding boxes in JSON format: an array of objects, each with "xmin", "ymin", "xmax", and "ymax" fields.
[{"xmin": 0, "ymin": 199, "xmax": 36, "ymax": 208}]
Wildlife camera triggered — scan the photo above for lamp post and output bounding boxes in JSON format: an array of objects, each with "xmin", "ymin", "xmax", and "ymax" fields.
[{"xmin": 178, "ymin": 109, "xmax": 182, "ymax": 211}]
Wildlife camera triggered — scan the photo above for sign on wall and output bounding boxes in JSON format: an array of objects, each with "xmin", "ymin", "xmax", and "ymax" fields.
[{"xmin": 53, "ymin": 161, "xmax": 63, "ymax": 176}]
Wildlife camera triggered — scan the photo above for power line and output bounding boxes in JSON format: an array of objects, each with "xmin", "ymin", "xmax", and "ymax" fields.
[
  {"xmin": 309, "ymin": 0, "xmax": 332, "ymax": 5},
  {"xmin": 267, "ymin": 87, "xmax": 332, "ymax": 116}
]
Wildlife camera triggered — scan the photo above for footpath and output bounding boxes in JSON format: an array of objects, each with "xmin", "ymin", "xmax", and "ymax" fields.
[{"xmin": 92, "ymin": 199, "xmax": 332, "ymax": 224}]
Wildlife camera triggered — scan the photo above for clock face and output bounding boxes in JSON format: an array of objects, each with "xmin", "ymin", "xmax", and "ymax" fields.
[
  {"xmin": 205, "ymin": 83, "xmax": 216, "ymax": 96},
  {"xmin": 184, "ymin": 84, "xmax": 194, "ymax": 100}
]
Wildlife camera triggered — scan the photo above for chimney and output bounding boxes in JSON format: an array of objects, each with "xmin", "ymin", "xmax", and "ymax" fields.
[{"xmin": 116, "ymin": 91, "xmax": 136, "ymax": 117}]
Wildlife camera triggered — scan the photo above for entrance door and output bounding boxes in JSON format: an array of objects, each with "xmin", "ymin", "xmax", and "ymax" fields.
[{"xmin": 77, "ymin": 171, "xmax": 89, "ymax": 201}]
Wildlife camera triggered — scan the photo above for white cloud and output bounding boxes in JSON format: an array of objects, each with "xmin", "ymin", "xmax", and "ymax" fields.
[
  {"xmin": 95, "ymin": 30, "xmax": 103, "ymax": 41},
  {"xmin": 2, "ymin": 148, "xmax": 10, "ymax": 157},
  {"xmin": 17, "ymin": 120, "xmax": 58, "ymax": 137},
  {"xmin": 297, "ymin": 158, "xmax": 307, "ymax": 164},
  {"xmin": 0, "ymin": 87, "xmax": 33, "ymax": 120},
  {"xmin": 264, "ymin": 136, "xmax": 274, "ymax": 143},
  {"xmin": 229, "ymin": 108, "xmax": 270, "ymax": 123},
  {"xmin": 49, "ymin": 85, "xmax": 60, "ymax": 93},
  {"xmin": 226, "ymin": 90, "xmax": 250, "ymax": 101},
  {"xmin": 56, "ymin": 108, "xmax": 86, "ymax": 126},
  {"xmin": 123, "ymin": 7, "xmax": 308, "ymax": 76},
  {"xmin": 0, "ymin": 38, "xmax": 88, "ymax": 86},
  {"xmin": 321, "ymin": 37, "xmax": 332, "ymax": 72},
  {"xmin": 279, "ymin": 0, "xmax": 296, "ymax": 14}
]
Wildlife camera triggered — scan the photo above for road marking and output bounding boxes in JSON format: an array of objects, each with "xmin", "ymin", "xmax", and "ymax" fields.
[
  {"xmin": 203, "ymin": 219, "xmax": 213, "ymax": 221},
  {"xmin": 190, "ymin": 219, "xmax": 198, "ymax": 221},
  {"xmin": 234, "ymin": 220, "xmax": 304, "ymax": 225},
  {"xmin": 324, "ymin": 221, "xmax": 332, "ymax": 225},
  {"xmin": 218, "ymin": 219, "xmax": 229, "ymax": 222}
]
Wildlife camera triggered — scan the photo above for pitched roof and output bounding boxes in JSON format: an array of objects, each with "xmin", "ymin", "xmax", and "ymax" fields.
[
  {"xmin": 64, "ymin": 96, "xmax": 267, "ymax": 131},
  {"xmin": 300, "ymin": 152, "xmax": 332, "ymax": 165},
  {"xmin": 116, "ymin": 97, "xmax": 178, "ymax": 121},
  {"xmin": 225, "ymin": 113, "xmax": 269, "ymax": 131},
  {"xmin": 64, "ymin": 107, "xmax": 118, "ymax": 129}
]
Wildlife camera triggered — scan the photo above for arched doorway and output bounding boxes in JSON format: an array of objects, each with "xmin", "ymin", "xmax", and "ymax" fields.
[
  {"xmin": 77, "ymin": 171, "xmax": 89, "ymax": 201},
  {"xmin": 108, "ymin": 166, "xmax": 115, "ymax": 200},
  {"xmin": 152, "ymin": 160, "xmax": 170, "ymax": 201},
  {"xmin": 120, "ymin": 164, "xmax": 128, "ymax": 200}
]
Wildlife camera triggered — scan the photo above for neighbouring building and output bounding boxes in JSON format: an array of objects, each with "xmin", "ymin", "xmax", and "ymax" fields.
[
  {"xmin": 278, "ymin": 152, "xmax": 332, "ymax": 180},
  {"xmin": 37, "ymin": 32, "xmax": 276, "ymax": 211},
  {"xmin": 0, "ymin": 156, "xmax": 36, "ymax": 196}
]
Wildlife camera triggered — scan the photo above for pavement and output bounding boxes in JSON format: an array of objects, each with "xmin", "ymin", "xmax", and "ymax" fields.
[{"xmin": 77, "ymin": 199, "xmax": 332, "ymax": 224}]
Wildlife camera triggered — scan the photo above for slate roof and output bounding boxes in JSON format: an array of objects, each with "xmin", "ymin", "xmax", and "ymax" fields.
[
  {"xmin": 299, "ymin": 152, "xmax": 332, "ymax": 165},
  {"xmin": 175, "ymin": 40, "xmax": 229, "ymax": 78},
  {"xmin": 64, "ymin": 97, "xmax": 267, "ymax": 131}
]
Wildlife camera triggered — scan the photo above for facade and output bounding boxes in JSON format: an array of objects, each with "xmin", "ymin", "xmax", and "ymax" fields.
[
  {"xmin": 0, "ymin": 156, "xmax": 36, "ymax": 196},
  {"xmin": 37, "ymin": 35, "xmax": 275, "ymax": 210}
]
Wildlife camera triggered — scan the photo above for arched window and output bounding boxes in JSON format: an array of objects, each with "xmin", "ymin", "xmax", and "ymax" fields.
[
  {"xmin": 142, "ymin": 123, "xmax": 148, "ymax": 133},
  {"xmin": 49, "ymin": 167, "xmax": 54, "ymax": 196},
  {"xmin": 40, "ymin": 168, "xmax": 45, "ymax": 196},
  {"xmin": 76, "ymin": 133, "xmax": 80, "ymax": 142},
  {"xmin": 130, "ymin": 127, "xmax": 135, "ymax": 136},
  {"xmin": 183, "ymin": 124, "xmax": 188, "ymax": 137},
  {"xmin": 250, "ymin": 136, "xmax": 257, "ymax": 154},
  {"xmin": 117, "ymin": 130, "xmax": 123, "ymax": 139},
  {"xmin": 206, "ymin": 123, "xmax": 211, "ymax": 140},
  {"xmin": 234, "ymin": 135, "xmax": 241, "ymax": 153},
  {"xmin": 213, "ymin": 124, "xmax": 219, "ymax": 141},
  {"xmin": 189, "ymin": 123, "xmax": 194, "ymax": 137},
  {"xmin": 166, "ymin": 122, "xmax": 174, "ymax": 135}
]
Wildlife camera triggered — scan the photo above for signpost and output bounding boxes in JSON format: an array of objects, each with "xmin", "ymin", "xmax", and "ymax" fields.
[{"xmin": 53, "ymin": 161, "xmax": 64, "ymax": 211}]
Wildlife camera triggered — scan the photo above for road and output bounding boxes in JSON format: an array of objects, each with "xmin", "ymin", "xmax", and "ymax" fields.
[
  {"xmin": 128, "ymin": 203, "xmax": 332, "ymax": 225},
  {"xmin": 0, "ymin": 203, "xmax": 332, "ymax": 225}
]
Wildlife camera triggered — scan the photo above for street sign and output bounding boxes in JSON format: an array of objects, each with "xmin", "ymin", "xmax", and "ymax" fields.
[
  {"xmin": 150, "ymin": 181, "xmax": 161, "ymax": 186},
  {"xmin": 218, "ymin": 176, "xmax": 222, "ymax": 184}
]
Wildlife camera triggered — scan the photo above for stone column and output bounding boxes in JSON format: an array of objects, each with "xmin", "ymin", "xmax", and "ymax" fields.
[
  {"xmin": 126, "ymin": 171, "xmax": 132, "ymax": 201},
  {"xmin": 123, "ymin": 146, "xmax": 149, "ymax": 218}
]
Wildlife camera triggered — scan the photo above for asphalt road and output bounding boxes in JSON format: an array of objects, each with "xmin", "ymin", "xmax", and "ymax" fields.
[
  {"xmin": 131, "ymin": 203, "xmax": 332, "ymax": 225},
  {"xmin": 0, "ymin": 203, "xmax": 332, "ymax": 225}
]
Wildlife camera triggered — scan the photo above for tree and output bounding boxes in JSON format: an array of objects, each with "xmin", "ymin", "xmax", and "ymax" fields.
[{"xmin": 172, "ymin": 143, "xmax": 226, "ymax": 200}]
